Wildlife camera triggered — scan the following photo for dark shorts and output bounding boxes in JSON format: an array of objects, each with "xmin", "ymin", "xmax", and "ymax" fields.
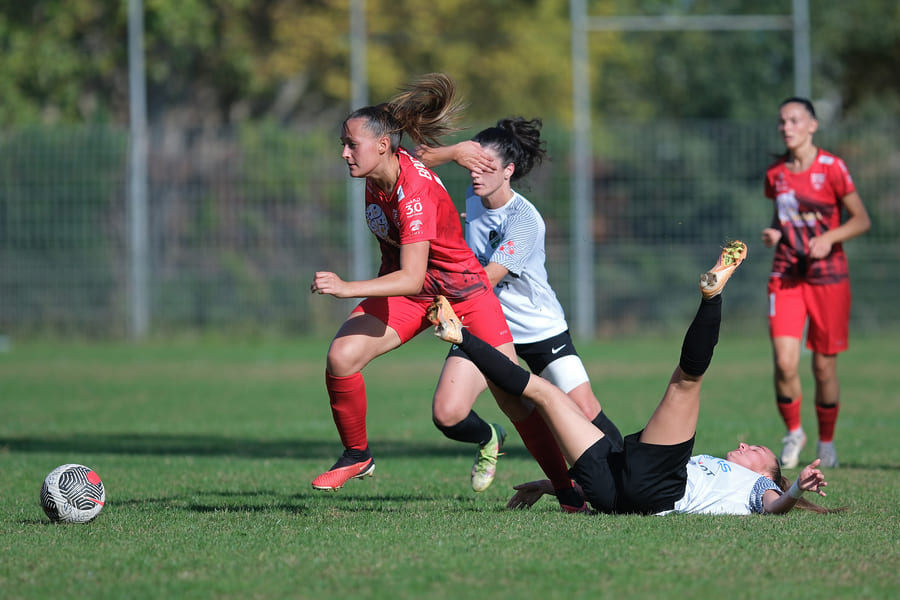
[
  {"xmin": 514, "ymin": 330, "xmax": 580, "ymax": 374},
  {"xmin": 447, "ymin": 329, "xmax": 579, "ymax": 369},
  {"xmin": 569, "ymin": 431, "xmax": 695, "ymax": 514}
]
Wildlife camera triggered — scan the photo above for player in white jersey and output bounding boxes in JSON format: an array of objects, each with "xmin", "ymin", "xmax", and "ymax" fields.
[
  {"xmin": 427, "ymin": 242, "xmax": 839, "ymax": 515},
  {"xmin": 417, "ymin": 118, "xmax": 620, "ymax": 511}
]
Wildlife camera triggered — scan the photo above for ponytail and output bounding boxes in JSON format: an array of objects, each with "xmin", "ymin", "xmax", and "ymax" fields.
[
  {"xmin": 472, "ymin": 116, "xmax": 547, "ymax": 182},
  {"xmin": 344, "ymin": 73, "xmax": 465, "ymax": 151},
  {"xmin": 386, "ymin": 73, "xmax": 466, "ymax": 147}
]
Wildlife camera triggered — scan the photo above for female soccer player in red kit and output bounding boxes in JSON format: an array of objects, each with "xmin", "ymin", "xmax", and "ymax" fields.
[
  {"xmin": 309, "ymin": 74, "xmax": 586, "ymax": 511},
  {"xmin": 762, "ymin": 97, "xmax": 870, "ymax": 469}
]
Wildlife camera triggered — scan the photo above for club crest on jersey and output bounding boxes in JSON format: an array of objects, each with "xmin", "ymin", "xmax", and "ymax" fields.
[
  {"xmin": 366, "ymin": 204, "xmax": 390, "ymax": 240},
  {"xmin": 488, "ymin": 230, "xmax": 501, "ymax": 250},
  {"xmin": 811, "ymin": 172, "xmax": 826, "ymax": 191},
  {"xmin": 498, "ymin": 240, "xmax": 515, "ymax": 256}
]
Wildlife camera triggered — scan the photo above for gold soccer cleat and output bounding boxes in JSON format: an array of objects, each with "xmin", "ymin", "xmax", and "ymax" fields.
[{"xmin": 426, "ymin": 295, "xmax": 463, "ymax": 344}]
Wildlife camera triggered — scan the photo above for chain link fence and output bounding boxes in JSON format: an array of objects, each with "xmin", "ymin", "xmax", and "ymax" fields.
[{"xmin": 1, "ymin": 119, "xmax": 897, "ymax": 338}]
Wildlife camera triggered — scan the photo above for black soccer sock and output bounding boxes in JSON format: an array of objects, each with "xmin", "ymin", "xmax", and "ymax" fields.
[
  {"xmin": 458, "ymin": 329, "xmax": 531, "ymax": 397},
  {"xmin": 335, "ymin": 446, "xmax": 372, "ymax": 467},
  {"xmin": 434, "ymin": 410, "xmax": 493, "ymax": 445},
  {"xmin": 591, "ymin": 411, "xmax": 624, "ymax": 452},
  {"xmin": 678, "ymin": 294, "xmax": 722, "ymax": 377}
]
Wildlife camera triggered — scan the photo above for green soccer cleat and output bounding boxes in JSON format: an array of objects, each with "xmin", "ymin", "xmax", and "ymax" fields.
[{"xmin": 471, "ymin": 423, "xmax": 506, "ymax": 493}]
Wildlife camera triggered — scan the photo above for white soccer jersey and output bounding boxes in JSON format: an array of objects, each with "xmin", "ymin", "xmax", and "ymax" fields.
[
  {"xmin": 465, "ymin": 189, "xmax": 568, "ymax": 344},
  {"xmin": 659, "ymin": 455, "xmax": 780, "ymax": 515}
]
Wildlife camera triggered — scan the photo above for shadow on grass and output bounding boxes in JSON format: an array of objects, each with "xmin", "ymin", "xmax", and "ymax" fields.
[
  {"xmin": 39, "ymin": 488, "xmax": 514, "ymax": 519},
  {"xmin": 0, "ymin": 433, "xmax": 535, "ymax": 461}
]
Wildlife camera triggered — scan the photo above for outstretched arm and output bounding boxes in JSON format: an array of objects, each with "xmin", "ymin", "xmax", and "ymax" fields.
[
  {"xmin": 762, "ymin": 458, "xmax": 828, "ymax": 514},
  {"xmin": 507, "ymin": 479, "xmax": 555, "ymax": 510},
  {"xmin": 414, "ymin": 141, "xmax": 496, "ymax": 174}
]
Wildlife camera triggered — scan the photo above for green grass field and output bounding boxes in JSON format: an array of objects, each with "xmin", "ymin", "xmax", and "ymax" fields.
[{"xmin": 2, "ymin": 331, "xmax": 899, "ymax": 599}]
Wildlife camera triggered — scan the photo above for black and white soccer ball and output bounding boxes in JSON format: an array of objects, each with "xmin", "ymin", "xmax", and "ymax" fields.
[{"xmin": 40, "ymin": 464, "xmax": 106, "ymax": 523}]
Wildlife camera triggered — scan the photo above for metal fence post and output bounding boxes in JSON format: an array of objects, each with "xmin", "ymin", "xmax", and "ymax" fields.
[{"xmin": 128, "ymin": 0, "xmax": 149, "ymax": 339}]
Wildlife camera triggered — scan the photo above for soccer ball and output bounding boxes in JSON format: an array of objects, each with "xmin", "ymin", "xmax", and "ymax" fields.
[{"xmin": 40, "ymin": 464, "xmax": 106, "ymax": 523}]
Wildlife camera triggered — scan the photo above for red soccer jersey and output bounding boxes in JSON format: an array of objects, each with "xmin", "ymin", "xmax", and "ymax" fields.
[
  {"xmin": 364, "ymin": 148, "xmax": 491, "ymax": 301},
  {"xmin": 764, "ymin": 149, "xmax": 856, "ymax": 284}
]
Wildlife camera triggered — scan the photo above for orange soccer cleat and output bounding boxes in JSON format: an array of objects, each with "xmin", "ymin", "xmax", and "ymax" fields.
[
  {"xmin": 700, "ymin": 240, "xmax": 747, "ymax": 299},
  {"xmin": 426, "ymin": 295, "xmax": 464, "ymax": 344}
]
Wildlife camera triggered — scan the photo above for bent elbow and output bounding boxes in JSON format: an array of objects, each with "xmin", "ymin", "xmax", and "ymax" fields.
[
  {"xmin": 404, "ymin": 275, "xmax": 427, "ymax": 296},
  {"xmin": 861, "ymin": 215, "xmax": 872, "ymax": 233}
]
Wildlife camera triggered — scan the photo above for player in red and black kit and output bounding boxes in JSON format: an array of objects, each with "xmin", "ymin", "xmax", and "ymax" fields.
[
  {"xmin": 309, "ymin": 74, "xmax": 586, "ymax": 511},
  {"xmin": 762, "ymin": 97, "xmax": 871, "ymax": 469}
]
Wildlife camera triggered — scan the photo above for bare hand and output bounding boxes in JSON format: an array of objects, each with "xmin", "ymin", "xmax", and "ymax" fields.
[
  {"xmin": 807, "ymin": 236, "xmax": 833, "ymax": 259},
  {"xmin": 761, "ymin": 228, "xmax": 782, "ymax": 248},
  {"xmin": 797, "ymin": 458, "xmax": 828, "ymax": 497},
  {"xmin": 449, "ymin": 141, "xmax": 496, "ymax": 174},
  {"xmin": 310, "ymin": 271, "xmax": 348, "ymax": 298},
  {"xmin": 507, "ymin": 479, "xmax": 553, "ymax": 510}
]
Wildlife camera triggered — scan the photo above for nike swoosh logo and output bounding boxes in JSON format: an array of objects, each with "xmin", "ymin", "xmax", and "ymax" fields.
[{"xmin": 551, "ymin": 345, "xmax": 567, "ymax": 354}]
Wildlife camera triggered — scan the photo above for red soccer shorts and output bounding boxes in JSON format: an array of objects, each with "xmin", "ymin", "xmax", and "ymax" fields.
[
  {"xmin": 767, "ymin": 277, "xmax": 851, "ymax": 355},
  {"xmin": 352, "ymin": 291, "xmax": 512, "ymax": 347}
]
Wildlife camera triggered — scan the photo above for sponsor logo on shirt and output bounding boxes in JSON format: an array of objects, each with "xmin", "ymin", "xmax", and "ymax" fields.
[
  {"xmin": 776, "ymin": 191, "xmax": 801, "ymax": 225},
  {"xmin": 695, "ymin": 455, "xmax": 731, "ymax": 476},
  {"xmin": 696, "ymin": 457, "xmax": 716, "ymax": 478},
  {"xmin": 403, "ymin": 197, "xmax": 425, "ymax": 235},
  {"xmin": 774, "ymin": 173, "xmax": 790, "ymax": 193},
  {"xmin": 489, "ymin": 230, "xmax": 501, "ymax": 250},
  {"xmin": 404, "ymin": 198, "xmax": 424, "ymax": 218},
  {"xmin": 775, "ymin": 191, "xmax": 823, "ymax": 228}
]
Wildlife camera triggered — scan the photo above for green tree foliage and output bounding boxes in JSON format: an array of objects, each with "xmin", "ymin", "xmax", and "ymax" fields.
[
  {"xmin": 259, "ymin": 0, "xmax": 575, "ymax": 123},
  {"xmin": 0, "ymin": 0, "xmax": 124, "ymax": 124},
  {"xmin": 585, "ymin": 0, "xmax": 795, "ymax": 119},
  {"xmin": 816, "ymin": 1, "xmax": 900, "ymax": 117},
  {"xmin": 0, "ymin": 0, "xmax": 897, "ymax": 126}
]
